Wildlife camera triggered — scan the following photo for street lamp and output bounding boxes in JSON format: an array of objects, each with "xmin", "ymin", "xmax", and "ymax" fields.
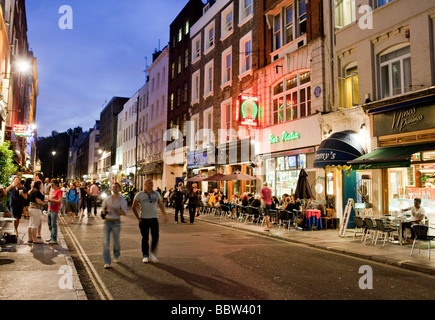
[{"xmin": 51, "ymin": 151, "xmax": 56, "ymax": 178}]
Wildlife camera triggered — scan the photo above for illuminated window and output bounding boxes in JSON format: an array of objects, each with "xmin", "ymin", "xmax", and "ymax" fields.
[{"xmin": 339, "ymin": 65, "xmax": 359, "ymax": 108}]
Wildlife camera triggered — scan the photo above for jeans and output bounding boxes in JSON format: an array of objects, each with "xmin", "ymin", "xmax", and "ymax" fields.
[
  {"xmin": 188, "ymin": 206, "xmax": 197, "ymax": 223},
  {"xmin": 102, "ymin": 220, "xmax": 121, "ymax": 264},
  {"xmin": 47, "ymin": 210, "xmax": 58, "ymax": 242},
  {"xmin": 139, "ymin": 218, "xmax": 159, "ymax": 257}
]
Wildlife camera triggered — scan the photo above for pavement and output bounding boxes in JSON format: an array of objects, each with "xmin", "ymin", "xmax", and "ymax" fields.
[{"xmin": 2, "ymin": 206, "xmax": 435, "ymax": 300}]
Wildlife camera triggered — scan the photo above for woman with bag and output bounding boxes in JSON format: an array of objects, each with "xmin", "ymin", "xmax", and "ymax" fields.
[
  {"xmin": 186, "ymin": 183, "xmax": 201, "ymax": 224},
  {"xmin": 28, "ymin": 181, "xmax": 46, "ymax": 244}
]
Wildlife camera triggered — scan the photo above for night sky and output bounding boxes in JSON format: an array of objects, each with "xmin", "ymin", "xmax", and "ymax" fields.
[{"xmin": 25, "ymin": 0, "xmax": 190, "ymax": 137}]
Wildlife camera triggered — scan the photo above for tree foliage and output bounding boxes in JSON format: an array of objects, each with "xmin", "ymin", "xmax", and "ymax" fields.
[{"xmin": 0, "ymin": 141, "xmax": 18, "ymax": 186}]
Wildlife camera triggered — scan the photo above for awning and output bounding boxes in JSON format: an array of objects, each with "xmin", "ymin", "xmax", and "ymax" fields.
[
  {"xmin": 314, "ymin": 130, "xmax": 365, "ymax": 168},
  {"xmin": 348, "ymin": 142, "xmax": 435, "ymax": 170},
  {"xmin": 138, "ymin": 163, "xmax": 163, "ymax": 175}
]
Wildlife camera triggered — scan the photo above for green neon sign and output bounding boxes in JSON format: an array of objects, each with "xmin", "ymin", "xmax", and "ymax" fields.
[{"xmin": 269, "ymin": 131, "xmax": 301, "ymax": 144}]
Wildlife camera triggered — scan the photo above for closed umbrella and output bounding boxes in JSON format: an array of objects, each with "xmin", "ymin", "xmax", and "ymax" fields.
[
  {"xmin": 187, "ymin": 174, "xmax": 208, "ymax": 182},
  {"xmin": 204, "ymin": 173, "xmax": 227, "ymax": 181},
  {"xmin": 221, "ymin": 171, "xmax": 256, "ymax": 181},
  {"xmin": 294, "ymin": 169, "xmax": 313, "ymax": 200}
]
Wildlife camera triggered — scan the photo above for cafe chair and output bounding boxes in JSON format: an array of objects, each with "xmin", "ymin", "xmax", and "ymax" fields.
[
  {"xmin": 278, "ymin": 210, "xmax": 292, "ymax": 231},
  {"xmin": 322, "ymin": 208, "xmax": 335, "ymax": 230},
  {"xmin": 353, "ymin": 216, "xmax": 368, "ymax": 241},
  {"xmin": 363, "ymin": 218, "xmax": 377, "ymax": 244},
  {"xmin": 410, "ymin": 224, "xmax": 435, "ymax": 259},
  {"xmin": 374, "ymin": 219, "xmax": 398, "ymax": 246},
  {"xmin": 219, "ymin": 204, "xmax": 231, "ymax": 220}
]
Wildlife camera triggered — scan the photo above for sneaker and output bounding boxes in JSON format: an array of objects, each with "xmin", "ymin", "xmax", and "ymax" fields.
[
  {"xmin": 48, "ymin": 240, "xmax": 58, "ymax": 245},
  {"xmin": 175, "ymin": 221, "xmax": 179, "ymax": 224},
  {"xmin": 104, "ymin": 264, "xmax": 111, "ymax": 269},
  {"xmin": 114, "ymin": 258, "xmax": 120, "ymax": 263},
  {"xmin": 149, "ymin": 252, "xmax": 159, "ymax": 263},
  {"xmin": 142, "ymin": 256, "xmax": 149, "ymax": 263}
]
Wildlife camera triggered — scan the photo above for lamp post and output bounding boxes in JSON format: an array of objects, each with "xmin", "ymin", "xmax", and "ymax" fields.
[{"xmin": 51, "ymin": 151, "xmax": 56, "ymax": 178}]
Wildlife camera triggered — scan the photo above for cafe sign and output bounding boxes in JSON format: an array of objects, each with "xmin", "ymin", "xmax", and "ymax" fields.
[
  {"xmin": 236, "ymin": 95, "xmax": 259, "ymax": 127},
  {"xmin": 269, "ymin": 131, "xmax": 301, "ymax": 144},
  {"xmin": 373, "ymin": 102, "xmax": 435, "ymax": 137},
  {"xmin": 13, "ymin": 124, "xmax": 32, "ymax": 137}
]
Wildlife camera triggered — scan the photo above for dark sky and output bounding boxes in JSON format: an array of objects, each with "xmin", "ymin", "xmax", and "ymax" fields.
[{"xmin": 25, "ymin": 0, "xmax": 190, "ymax": 137}]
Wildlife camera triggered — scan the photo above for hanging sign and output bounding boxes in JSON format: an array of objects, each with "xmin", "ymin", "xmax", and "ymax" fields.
[
  {"xmin": 13, "ymin": 124, "xmax": 32, "ymax": 137},
  {"xmin": 238, "ymin": 95, "xmax": 259, "ymax": 127}
]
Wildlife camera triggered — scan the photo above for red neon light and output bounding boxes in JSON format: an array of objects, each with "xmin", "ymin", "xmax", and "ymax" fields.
[
  {"xmin": 235, "ymin": 99, "xmax": 240, "ymax": 121},
  {"xmin": 240, "ymin": 119, "xmax": 258, "ymax": 127},
  {"xmin": 240, "ymin": 95, "xmax": 258, "ymax": 102}
]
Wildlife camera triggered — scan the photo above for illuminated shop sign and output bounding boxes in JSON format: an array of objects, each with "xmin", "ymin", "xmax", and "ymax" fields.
[
  {"xmin": 269, "ymin": 131, "xmax": 301, "ymax": 144},
  {"xmin": 237, "ymin": 95, "xmax": 259, "ymax": 127},
  {"xmin": 13, "ymin": 124, "xmax": 32, "ymax": 137}
]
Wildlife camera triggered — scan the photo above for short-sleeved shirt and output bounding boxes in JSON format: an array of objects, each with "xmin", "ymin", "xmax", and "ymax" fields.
[
  {"xmin": 134, "ymin": 191, "xmax": 161, "ymax": 219},
  {"xmin": 411, "ymin": 206, "xmax": 426, "ymax": 222},
  {"xmin": 102, "ymin": 194, "xmax": 127, "ymax": 220},
  {"xmin": 89, "ymin": 184, "xmax": 99, "ymax": 196},
  {"xmin": 9, "ymin": 186, "xmax": 27, "ymax": 208},
  {"xmin": 29, "ymin": 190, "xmax": 45, "ymax": 210},
  {"xmin": 48, "ymin": 189, "xmax": 63, "ymax": 213},
  {"xmin": 260, "ymin": 187, "xmax": 272, "ymax": 205}
]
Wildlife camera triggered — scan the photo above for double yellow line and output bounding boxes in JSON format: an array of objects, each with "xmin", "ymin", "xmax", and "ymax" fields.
[{"xmin": 59, "ymin": 216, "xmax": 114, "ymax": 300}]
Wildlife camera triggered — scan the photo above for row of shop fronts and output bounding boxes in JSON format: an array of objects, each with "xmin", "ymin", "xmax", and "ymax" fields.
[{"xmin": 161, "ymin": 88, "xmax": 435, "ymax": 229}]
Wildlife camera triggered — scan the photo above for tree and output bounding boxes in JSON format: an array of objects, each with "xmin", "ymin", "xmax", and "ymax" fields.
[{"xmin": 0, "ymin": 141, "xmax": 18, "ymax": 186}]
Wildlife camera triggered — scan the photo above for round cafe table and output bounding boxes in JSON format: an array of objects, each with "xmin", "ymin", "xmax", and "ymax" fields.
[{"xmin": 305, "ymin": 209, "xmax": 323, "ymax": 230}]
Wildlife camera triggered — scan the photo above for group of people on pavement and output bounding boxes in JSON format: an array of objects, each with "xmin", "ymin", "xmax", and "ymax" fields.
[
  {"xmin": 0, "ymin": 173, "xmax": 63, "ymax": 245},
  {"xmin": 61, "ymin": 180, "xmax": 100, "ymax": 223}
]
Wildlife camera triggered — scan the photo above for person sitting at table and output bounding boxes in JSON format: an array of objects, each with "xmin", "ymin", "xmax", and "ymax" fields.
[
  {"xmin": 401, "ymin": 198, "xmax": 426, "ymax": 240},
  {"xmin": 208, "ymin": 192, "xmax": 217, "ymax": 207},
  {"xmin": 249, "ymin": 195, "xmax": 262, "ymax": 223},
  {"xmin": 241, "ymin": 194, "xmax": 249, "ymax": 207},
  {"xmin": 279, "ymin": 194, "xmax": 289, "ymax": 206},
  {"xmin": 271, "ymin": 196, "xmax": 280, "ymax": 210}
]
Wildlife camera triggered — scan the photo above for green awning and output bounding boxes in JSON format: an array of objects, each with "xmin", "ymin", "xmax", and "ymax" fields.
[{"xmin": 348, "ymin": 143, "xmax": 435, "ymax": 170}]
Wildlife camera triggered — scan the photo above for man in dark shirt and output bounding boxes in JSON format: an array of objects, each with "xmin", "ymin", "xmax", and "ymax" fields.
[
  {"xmin": 171, "ymin": 182, "xmax": 186, "ymax": 223},
  {"xmin": 5, "ymin": 176, "xmax": 28, "ymax": 236}
]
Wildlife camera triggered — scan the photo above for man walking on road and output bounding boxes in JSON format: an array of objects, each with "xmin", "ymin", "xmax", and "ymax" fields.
[
  {"xmin": 171, "ymin": 182, "xmax": 186, "ymax": 223},
  {"xmin": 101, "ymin": 183, "xmax": 127, "ymax": 269},
  {"xmin": 88, "ymin": 180, "xmax": 99, "ymax": 216},
  {"xmin": 132, "ymin": 179, "xmax": 168, "ymax": 263}
]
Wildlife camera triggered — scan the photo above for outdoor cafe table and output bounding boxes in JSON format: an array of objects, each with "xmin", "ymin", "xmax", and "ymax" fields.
[
  {"xmin": 382, "ymin": 215, "xmax": 411, "ymax": 245},
  {"xmin": 305, "ymin": 209, "xmax": 322, "ymax": 230}
]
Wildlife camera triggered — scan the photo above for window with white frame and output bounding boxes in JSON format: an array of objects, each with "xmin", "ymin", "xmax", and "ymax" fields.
[
  {"xmin": 272, "ymin": 1, "xmax": 307, "ymax": 51},
  {"xmin": 192, "ymin": 34, "xmax": 201, "ymax": 64},
  {"xmin": 190, "ymin": 114, "xmax": 200, "ymax": 148},
  {"xmin": 298, "ymin": 0, "xmax": 307, "ymax": 35},
  {"xmin": 192, "ymin": 70, "xmax": 200, "ymax": 104},
  {"xmin": 374, "ymin": 0, "xmax": 394, "ymax": 9},
  {"xmin": 203, "ymin": 107, "xmax": 213, "ymax": 146},
  {"xmin": 204, "ymin": 59, "xmax": 214, "ymax": 97},
  {"xmin": 221, "ymin": 3, "xmax": 234, "ymax": 40},
  {"xmin": 220, "ymin": 98, "xmax": 232, "ymax": 144},
  {"xmin": 272, "ymin": 71, "xmax": 311, "ymax": 125},
  {"xmin": 380, "ymin": 45, "xmax": 411, "ymax": 99},
  {"xmin": 239, "ymin": 0, "xmax": 253, "ymax": 25},
  {"xmin": 204, "ymin": 20, "xmax": 215, "ymax": 54},
  {"xmin": 239, "ymin": 31, "xmax": 252, "ymax": 76},
  {"xmin": 334, "ymin": 0, "xmax": 356, "ymax": 28},
  {"xmin": 221, "ymin": 46, "xmax": 232, "ymax": 87}
]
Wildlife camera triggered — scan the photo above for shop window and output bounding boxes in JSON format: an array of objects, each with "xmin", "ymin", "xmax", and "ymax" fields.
[{"xmin": 380, "ymin": 45, "xmax": 411, "ymax": 99}]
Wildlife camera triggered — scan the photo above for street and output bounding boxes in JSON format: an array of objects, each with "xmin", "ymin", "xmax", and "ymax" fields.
[{"xmin": 60, "ymin": 207, "xmax": 435, "ymax": 301}]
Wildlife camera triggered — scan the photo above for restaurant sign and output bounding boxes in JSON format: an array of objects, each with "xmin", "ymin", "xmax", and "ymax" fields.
[
  {"xmin": 236, "ymin": 95, "xmax": 259, "ymax": 127},
  {"xmin": 269, "ymin": 131, "xmax": 301, "ymax": 144},
  {"xmin": 373, "ymin": 102, "xmax": 435, "ymax": 137},
  {"xmin": 13, "ymin": 124, "xmax": 32, "ymax": 137}
]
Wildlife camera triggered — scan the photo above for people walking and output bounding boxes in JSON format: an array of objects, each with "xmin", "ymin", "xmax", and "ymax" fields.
[
  {"xmin": 88, "ymin": 180, "xmax": 99, "ymax": 216},
  {"xmin": 132, "ymin": 178, "xmax": 168, "ymax": 263},
  {"xmin": 171, "ymin": 182, "xmax": 186, "ymax": 223},
  {"xmin": 186, "ymin": 183, "xmax": 201, "ymax": 224},
  {"xmin": 60, "ymin": 182, "xmax": 68, "ymax": 216},
  {"xmin": 66, "ymin": 182, "xmax": 80, "ymax": 223},
  {"xmin": 28, "ymin": 181, "xmax": 46, "ymax": 244},
  {"xmin": 79, "ymin": 181, "xmax": 89, "ymax": 217},
  {"xmin": 46, "ymin": 179, "xmax": 62, "ymax": 244},
  {"xmin": 101, "ymin": 183, "xmax": 127, "ymax": 269},
  {"xmin": 5, "ymin": 176, "xmax": 28, "ymax": 237}
]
